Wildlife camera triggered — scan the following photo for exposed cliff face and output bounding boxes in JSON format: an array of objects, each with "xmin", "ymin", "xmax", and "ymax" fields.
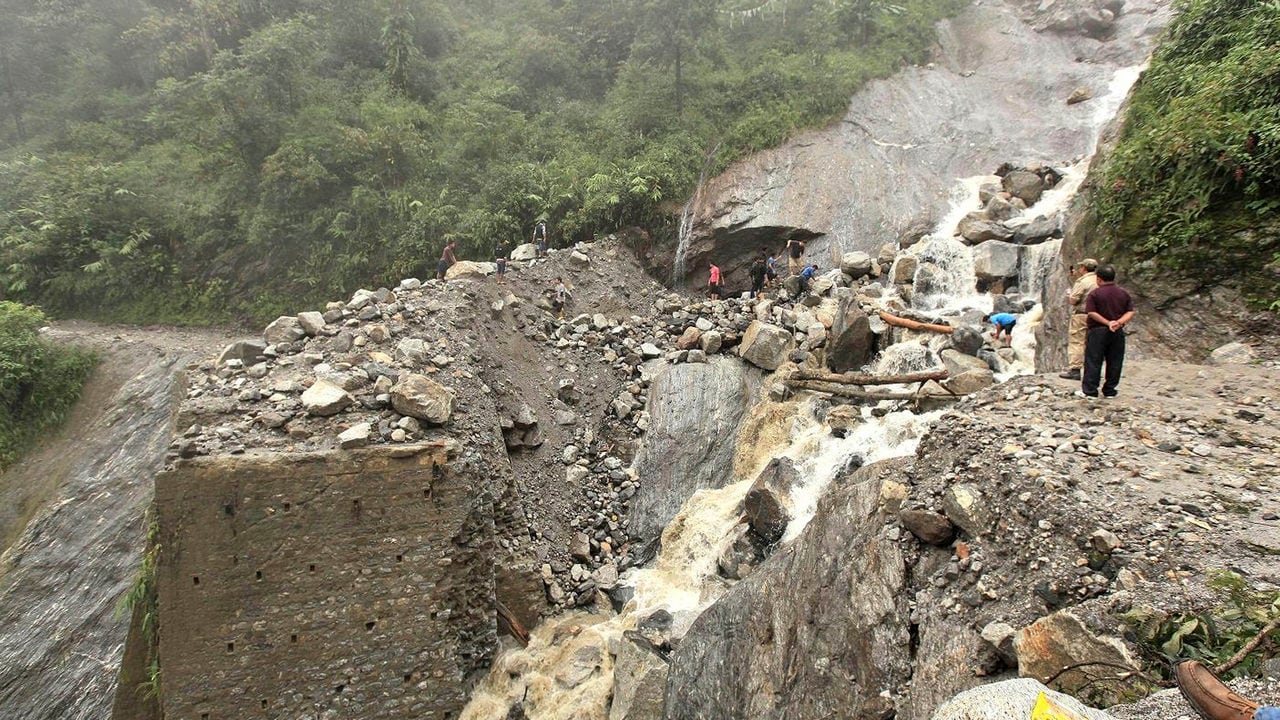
[
  {"xmin": 0, "ymin": 349, "xmax": 190, "ymax": 720},
  {"xmin": 677, "ymin": 0, "xmax": 1171, "ymax": 290}
]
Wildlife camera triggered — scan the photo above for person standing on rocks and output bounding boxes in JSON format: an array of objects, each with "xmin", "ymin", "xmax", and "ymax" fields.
[
  {"xmin": 708, "ymin": 262, "xmax": 723, "ymax": 301},
  {"xmin": 1059, "ymin": 258, "xmax": 1099, "ymax": 380},
  {"xmin": 436, "ymin": 239, "xmax": 458, "ymax": 280},
  {"xmin": 494, "ymin": 239, "xmax": 511, "ymax": 284},
  {"xmin": 798, "ymin": 263, "xmax": 818, "ymax": 294},
  {"xmin": 786, "ymin": 237, "xmax": 806, "ymax": 276},
  {"xmin": 1079, "ymin": 265, "xmax": 1135, "ymax": 399},
  {"xmin": 533, "ymin": 221, "xmax": 549, "ymax": 257},
  {"xmin": 553, "ymin": 276, "xmax": 570, "ymax": 319},
  {"xmin": 749, "ymin": 254, "xmax": 768, "ymax": 298},
  {"xmin": 764, "ymin": 248, "xmax": 779, "ymax": 288}
]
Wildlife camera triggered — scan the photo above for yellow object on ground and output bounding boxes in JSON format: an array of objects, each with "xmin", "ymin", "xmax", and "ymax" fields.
[{"xmin": 1032, "ymin": 691, "xmax": 1089, "ymax": 720}]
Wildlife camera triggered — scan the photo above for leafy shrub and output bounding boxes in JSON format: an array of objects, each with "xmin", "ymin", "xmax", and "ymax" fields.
[
  {"xmin": 1097, "ymin": 0, "xmax": 1280, "ymax": 307},
  {"xmin": 1122, "ymin": 571, "xmax": 1280, "ymax": 681},
  {"xmin": 0, "ymin": 302, "xmax": 97, "ymax": 467}
]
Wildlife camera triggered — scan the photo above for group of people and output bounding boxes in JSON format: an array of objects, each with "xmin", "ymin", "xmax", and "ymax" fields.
[
  {"xmin": 1061, "ymin": 258, "xmax": 1135, "ymax": 398},
  {"xmin": 981, "ymin": 257, "xmax": 1136, "ymax": 397},
  {"xmin": 435, "ymin": 221, "xmax": 552, "ymax": 282},
  {"xmin": 709, "ymin": 237, "xmax": 817, "ymax": 300}
]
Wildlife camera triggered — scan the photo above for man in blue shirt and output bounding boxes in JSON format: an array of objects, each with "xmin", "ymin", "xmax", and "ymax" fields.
[
  {"xmin": 983, "ymin": 312, "xmax": 1017, "ymax": 344},
  {"xmin": 799, "ymin": 264, "xmax": 818, "ymax": 294}
]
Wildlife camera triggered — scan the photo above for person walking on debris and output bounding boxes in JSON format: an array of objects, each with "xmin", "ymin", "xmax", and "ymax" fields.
[
  {"xmin": 708, "ymin": 262, "xmax": 723, "ymax": 300},
  {"xmin": 552, "ymin": 276, "xmax": 571, "ymax": 319},
  {"xmin": 494, "ymin": 239, "xmax": 511, "ymax": 284},
  {"xmin": 749, "ymin": 254, "xmax": 768, "ymax": 298},
  {"xmin": 798, "ymin": 263, "xmax": 818, "ymax": 294},
  {"xmin": 786, "ymin": 237, "xmax": 806, "ymax": 276},
  {"xmin": 436, "ymin": 239, "xmax": 458, "ymax": 280},
  {"xmin": 764, "ymin": 248, "xmax": 779, "ymax": 288},
  {"xmin": 1078, "ymin": 264, "xmax": 1135, "ymax": 399},
  {"xmin": 533, "ymin": 221, "xmax": 549, "ymax": 258},
  {"xmin": 1059, "ymin": 258, "xmax": 1099, "ymax": 380},
  {"xmin": 983, "ymin": 312, "xmax": 1017, "ymax": 345}
]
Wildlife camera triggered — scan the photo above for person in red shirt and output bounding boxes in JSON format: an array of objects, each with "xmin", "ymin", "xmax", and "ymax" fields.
[
  {"xmin": 1079, "ymin": 265, "xmax": 1136, "ymax": 398},
  {"xmin": 708, "ymin": 262, "xmax": 723, "ymax": 300}
]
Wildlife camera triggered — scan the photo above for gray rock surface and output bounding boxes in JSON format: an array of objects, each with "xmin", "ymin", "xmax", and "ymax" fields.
[
  {"xmin": 665, "ymin": 461, "xmax": 911, "ymax": 720},
  {"xmin": 627, "ymin": 358, "xmax": 762, "ymax": 543},
  {"xmin": 827, "ymin": 296, "xmax": 876, "ymax": 373},
  {"xmin": 737, "ymin": 321, "xmax": 793, "ymax": 371}
]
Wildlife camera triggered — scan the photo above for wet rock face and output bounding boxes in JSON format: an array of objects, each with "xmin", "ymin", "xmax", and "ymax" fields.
[
  {"xmin": 626, "ymin": 358, "xmax": 762, "ymax": 544},
  {"xmin": 0, "ymin": 355, "xmax": 184, "ymax": 720},
  {"xmin": 665, "ymin": 460, "xmax": 913, "ymax": 720},
  {"xmin": 678, "ymin": 0, "xmax": 1170, "ymax": 281}
]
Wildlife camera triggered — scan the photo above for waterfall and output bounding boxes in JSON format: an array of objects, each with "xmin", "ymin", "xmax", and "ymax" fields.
[
  {"xmin": 1019, "ymin": 238, "xmax": 1064, "ymax": 303},
  {"xmin": 671, "ymin": 144, "xmax": 721, "ymax": 284}
]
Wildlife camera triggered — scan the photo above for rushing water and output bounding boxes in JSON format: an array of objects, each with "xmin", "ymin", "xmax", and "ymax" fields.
[{"xmin": 461, "ymin": 402, "xmax": 943, "ymax": 720}]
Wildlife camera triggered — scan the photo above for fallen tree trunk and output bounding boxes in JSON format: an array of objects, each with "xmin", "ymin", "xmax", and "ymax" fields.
[
  {"xmin": 879, "ymin": 311, "xmax": 954, "ymax": 334},
  {"xmin": 787, "ymin": 379, "xmax": 962, "ymax": 402},
  {"xmin": 497, "ymin": 599, "xmax": 530, "ymax": 648},
  {"xmin": 792, "ymin": 369, "xmax": 949, "ymax": 386}
]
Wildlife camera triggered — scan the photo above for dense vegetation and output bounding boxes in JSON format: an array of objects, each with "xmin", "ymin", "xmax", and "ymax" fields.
[
  {"xmin": 0, "ymin": 0, "xmax": 964, "ymax": 324},
  {"xmin": 1097, "ymin": 0, "xmax": 1280, "ymax": 308},
  {"xmin": 0, "ymin": 302, "xmax": 96, "ymax": 467}
]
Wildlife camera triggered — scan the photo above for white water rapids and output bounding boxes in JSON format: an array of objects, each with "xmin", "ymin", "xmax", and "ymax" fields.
[{"xmin": 462, "ymin": 403, "xmax": 941, "ymax": 719}]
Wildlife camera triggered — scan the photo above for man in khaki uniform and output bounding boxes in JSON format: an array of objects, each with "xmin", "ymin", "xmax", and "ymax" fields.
[{"xmin": 1059, "ymin": 258, "xmax": 1098, "ymax": 380}]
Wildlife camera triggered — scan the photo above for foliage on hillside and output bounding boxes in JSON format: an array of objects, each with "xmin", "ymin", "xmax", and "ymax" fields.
[
  {"xmin": 0, "ymin": 0, "xmax": 964, "ymax": 323},
  {"xmin": 0, "ymin": 302, "xmax": 96, "ymax": 467},
  {"xmin": 1096, "ymin": 0, "xmax": 1280, "ymax": 307}
]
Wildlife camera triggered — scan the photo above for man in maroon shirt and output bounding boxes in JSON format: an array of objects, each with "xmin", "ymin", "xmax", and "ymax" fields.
[{"xmin": 1079, "ymin": 265, "xmax": 1136, "ymax": 398}]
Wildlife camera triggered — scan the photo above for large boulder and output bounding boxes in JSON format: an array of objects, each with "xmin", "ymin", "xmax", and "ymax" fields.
[
  {"xmin": 892, "ymin": 255, "xmax": 918, "ymax": 284},
  {"xmin": 627, "ymin": 358, "xmax": 762, "ymax": 543},
  {"xmin": 939, "ymin": 348, "xmax": 988, "ymax": 376},
  {"xmin": 930, "ymin": 679, "xmax": 1115, "ymax": 720},
  {"xmin": 263, "ymin": 316, "xmax": 306, "ymax": 346},
  {"xmin": 945, "ymin": 368, "xmax": 995, "ymax": 395},
  {"xmin": 826, "ymin": 297, "xmax": 875, "ymax": 373},
  {"xmin": 949, "ymin": 326, "xmax": 984, "ymax": 356},
  {"xmin": 973, "ymin": 240, "xmax": 1021, "ymax": 282},
  {"xmin": 743, "ymin": 483, "xmax": 789, "ymax": 546},
  {"xmin": 301, "ymin": 380, "xmax": 353, "ymax": 417},
  {"xmin": 511, "ymin": 243, "xmax": 539, "ymax": 261},
  {"xmin": 958, "ymin": 214, "xmax": 1015, "ymax": 244},
  {"xmin": 445, "ymin": 261, "xmax": 496, "ymax": 280},
  {"xmin": 1002, "ymin": 169, "xmax": 1046, "ymax": 205},
  {"xmin": 839, "ymin": 252, "xmax": 874, "ymax": 279},
  {"xmin": 738, "ymin": 321, "xmax": 794, "ymax": 371},
  {"xmin": 217, "ymin": 340, "xmax": 267, "ymax": 366},
  {"xmin": 610, "ymin": 641, "xmax": 668, "ymax": 720},
  {"xmin": 1208, "ymin": 342, "xmax": 1256, "ymax": 365},
  {"xmin": 1011, "ymin": 214, "xmax": 1060, "ymax": 244},
  {"xmin": 1015, "ymin": 610, "xmax": 1136, "ymax": 703},
  {"xmin": 390, "ymin": 374, "xmax": 455, "ymax": 424},
  {"xmin": 296, "ymin": 311, "xmax": 326, "ymax": 336},
  {"xmin": 665, "ymin": 460, "xmax": 912, "ymax": 720}
]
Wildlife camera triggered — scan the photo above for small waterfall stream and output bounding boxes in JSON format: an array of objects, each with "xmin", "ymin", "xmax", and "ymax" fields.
[{"xmin": 671, "ymin": 144, "xmax": 721, "ymax": 284}]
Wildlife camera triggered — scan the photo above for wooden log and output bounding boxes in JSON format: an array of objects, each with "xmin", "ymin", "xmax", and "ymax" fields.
[
  {"xmin": 791, "ymin": 368, "xmax": 949, "ymax": 386},
  {"xmin": 497, "ymin": 599, "xmax": 530, "ymax": 648},
  {"xmin": 787, "ymin": 379, "xmax": 962, "ymax": 402},
  {"xmin": 878, "ymin": 311, "xmax": 954, "ymax": 334}
]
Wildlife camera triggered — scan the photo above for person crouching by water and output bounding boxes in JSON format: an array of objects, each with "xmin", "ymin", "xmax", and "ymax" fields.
[
  {"xmin": 983, "ymin": 312, "xmax": 1017, "ymax": 345},
  {"xmin": 708, "ymin": 262, "xmax": 723, "ymax": 300}
]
